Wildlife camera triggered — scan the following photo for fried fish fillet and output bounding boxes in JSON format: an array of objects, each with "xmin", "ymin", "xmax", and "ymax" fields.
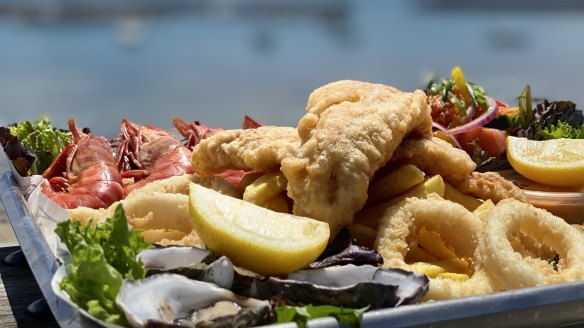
[
  {"xmin": 192, "ymin": 126, "xmax": 300, "ymax": 175},
  {"xmin": 389, "ymin": 137, "xmax": 476, "ymax": 185},
  {"xmin": 190, "ymin": 80, "xmax": 525, "ymax": 236},
  {"xmin": 389, "ymin": 137, "xmax": 526, "ymax": 202},
  {"xmin": 280, "ymin": 80, "xmax": 433, "ymax": 235},
  {"xmin": 455, "ymin": 171, "xmax": 528, "ymax": 203}
]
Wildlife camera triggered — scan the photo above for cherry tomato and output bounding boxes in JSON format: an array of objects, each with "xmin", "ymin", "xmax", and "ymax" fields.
[
  {"xmin": 456, "ymin": 128, "xmax": 482, "ymax": 153},
  {"xmin": 495, "ymin": 100, "xmax": 510, "ymax": 108},
  {"xmin": 477, "ymin": 128, "xmax": 507, "ymax": 158}
]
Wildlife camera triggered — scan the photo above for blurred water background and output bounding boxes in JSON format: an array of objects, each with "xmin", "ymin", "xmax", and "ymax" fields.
[
  {"xmin": 2, "ymin": 0, "xmax": 584, "ymax": 137},
  {"xmin": 2, "ymin": 0, "xmax": 584, "ymax": 243}
]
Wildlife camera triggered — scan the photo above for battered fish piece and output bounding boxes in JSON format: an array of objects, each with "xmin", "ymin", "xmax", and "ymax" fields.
[
  {"xmin": 389, "ymin": 137, "xmax": 476, "ymax": 185},
  {"xmin": 190, "ymin": 80, "xmax": 524, "ymax": 237},
  {"xmin": 455, "ymin": 171, "xmax": 528, "ymax": 203},
  {"xmin": 389, "ymin": 137, "xmax": 526, "ymax": 202},
  {"xmin": 192, "ymin": 126, "xmax": 300, "ymax": 175},
  {"xmin": 281, "ymin": 80, "xmax": 433, "ymax": 235}
]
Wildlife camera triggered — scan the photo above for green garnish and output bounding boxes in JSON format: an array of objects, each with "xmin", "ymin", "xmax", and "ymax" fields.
[
  {"xmin": 517, "ymin": 85, "xmax": 533, "ymax": 131},
  {"xmin": 5, "ymin": 118, "xmax": 72, "ymax": 175},
  {"xmin": 516, "ymin": 85, "xmax": 584, "ymax": 140},
  {"xmin": 276, "ymin": 305, "xmax": 369, "ymax": 328},
  {"xmin": 55, "ymin": 204, "xmax": 152, "ymax": 325},
  {"xmin": 426, "ymin": 77, "xmax": 489, "ymax": 118},
  {"xmin": 538, "ymin": 121, "xmax": 584, "ymax": 140}
]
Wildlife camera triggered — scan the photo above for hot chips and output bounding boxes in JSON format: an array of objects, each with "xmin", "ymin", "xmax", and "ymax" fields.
[
  {"xmin": 355, "ymin": 175, "xmax": 445, "ymax": 229},
  {"xmin": 443, "ymin": 182, "xmax": 483, "ymax": 211},
  {"xmin": 243, "ymin": 172, "xmax": 288, "ymax": 205},
  {"xmin": 417, "ymin": 227, "xmax": 457, "ymax": 260},
  {"xmin": 367, "ymin": 164, "xmax": 425, "ymax": 205},
  {"xmin": 263, "ymin": 193, "xmax": 291, "ymax": 213},
  {"xmin": 347, "ymin": 223, "xmax": 378, "ymax": 248}
]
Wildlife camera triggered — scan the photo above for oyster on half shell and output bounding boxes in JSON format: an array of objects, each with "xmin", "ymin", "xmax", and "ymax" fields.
[
  {"xmin": 116, "ymin": 274, "xmax": 272, "ymax": 328},
  {"xmin": 253, "ymin": 264, "xmax": 429, "ymax": 309},
  {"xmin": 138, "ymin": 246, "xmax": 214, "ymax": 271}
]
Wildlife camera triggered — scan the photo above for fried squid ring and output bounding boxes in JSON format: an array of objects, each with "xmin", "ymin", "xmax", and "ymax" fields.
[
  {"xmin": 477, "ymin": 199, "xmax": 584, "ymax": 289},
  {"xmin": 374, "ymin": 196, "xmax": 496, "ymax": 300}
]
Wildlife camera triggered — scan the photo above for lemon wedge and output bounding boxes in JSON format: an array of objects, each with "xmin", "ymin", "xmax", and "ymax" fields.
[
  {"xmin": 188, "ymin": 182, "xmax": 329, "ymax": 276},
  {"xmin": 506, "ymin": 136, "xmax": 584, "ymax": 187}
]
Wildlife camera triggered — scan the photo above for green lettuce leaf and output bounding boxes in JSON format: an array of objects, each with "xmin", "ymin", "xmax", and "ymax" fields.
[
  {"xmin": 515, "ymin": 85, "xmax": 584, "ymax": 140},
  {"xmin": 6, "ymin": 118, "xmax": 71, "ymax": 175},
  {"xmin": 276, "ymin": 305, "xmax": 369, "ymax": 328},
  {"xmin": 537, "ymin": 121, "xmax": 584, "ymax": 139},
  {"xmin": 55, "ymin": 204, "xmax": 152, "ymax": 325}
]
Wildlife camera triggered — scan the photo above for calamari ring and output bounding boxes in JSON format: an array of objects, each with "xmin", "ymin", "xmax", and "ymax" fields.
[
  {"xmin": 374, "ymin": 196, "xmax": 496, "ymax": 300},
  {"xmin": 477, "ymin": 199, "xmax": 584, "ymax": 289}
]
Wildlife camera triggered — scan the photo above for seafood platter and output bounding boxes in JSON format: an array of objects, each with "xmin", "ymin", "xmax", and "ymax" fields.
[{"xmin": 2, "ymin": 67, "xmax": 584, "ymax": 327}]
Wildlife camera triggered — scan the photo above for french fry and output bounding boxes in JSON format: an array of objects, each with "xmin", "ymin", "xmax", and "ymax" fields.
[
  {"xmin": 436, "ymin": 272, "xmax": 470, "ymax": 281},
  {"xmin": 354, "ymin": 175, "xmax": 446, "ymax": 229},
  {"xmin": 409, "ymin": 262, "xmax": 447, "ymax": 278},
  {"xmin": 238, "ymin": 171, "xmax": 265, "ymax": 194},
  {"xmin": 243, "ymin": 172, "xmax": 288, "ymax": 205},
  {"xmin": 473, "ymin": 198, "xmax": 495, "ymax": 225},
  {"xmin": 347, "ymin": 223, "xmax": 378, "ymax": 248},
  {"xmin": 443, "ymin": 182, "xmax": 483, "ymax": 211},
  {"xmin": 417, "ymin": 226, "xmax": 457, "ymax": 260},
  {"xmin": 405, "ymin": 246, "xmax": 439, "ymax": 263},
  {"xmin": 433, "ymin": 258, "xmax": 472, "ymax": 275},
  {"xmin": 367, "ymin": 164, "xmax": 425, "ymax": 205},
  {"xmin": 263, "ymin": 193, "xmax": 290, "ymax": 213},
  {"xmin": 409, "ymin": 258, "xmax": 471, "ymax": 279}
]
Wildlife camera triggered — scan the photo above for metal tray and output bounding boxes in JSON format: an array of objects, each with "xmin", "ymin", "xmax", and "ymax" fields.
[{"xmin": 3, "ymin": 170, "xmax": 584, "ymax": 328}]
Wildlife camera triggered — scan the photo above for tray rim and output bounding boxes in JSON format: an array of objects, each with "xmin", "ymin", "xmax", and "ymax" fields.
[{"xmin": 3, "ymin": 169, "xmax": 584, "ymax": 328}]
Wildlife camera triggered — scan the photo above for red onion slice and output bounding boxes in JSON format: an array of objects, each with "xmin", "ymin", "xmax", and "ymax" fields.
[
  {"xmin": 460, "ymin": 105, "xmax": 477, "ymax": 124},
  {"xmin": 446, "ymin": 97, "xmax": 498, "ymax": 136},
  {"xmin": 432, "ymin": 122, "xmax": 463, "ymax": 149}
]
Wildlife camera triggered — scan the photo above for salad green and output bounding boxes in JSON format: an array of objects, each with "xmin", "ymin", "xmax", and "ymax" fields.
[
  {"xmin": 515, "ymin": 86, "xmax": 584, "ymax": 140},
  {"xmin": 55, "ymin": 204, "xmax": 152, "ymax": 325},
  {"xmin": 1, "ymin": 118, "xmax": 72, "ymax": 176},
  {"xmin": 426, "ymin": 79, "xmax": 489, "ymax": 116},
  {"xmin": 276, "ymin": 305, "xmax": 368, "ymax": 328}
]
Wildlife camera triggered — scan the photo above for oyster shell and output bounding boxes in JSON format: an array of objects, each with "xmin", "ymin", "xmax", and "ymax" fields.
[
  {"xmin": 138, "ymin": 246, "xmax": 214, "ymax": 271},
  {"xmin": 254, "ymin": 264, "xmax": 429, "ymax": 309},
  {"xmin": 116, "ymin": 274, "xmax": 272, "ymax": 328},
  {"xmin": 157, "ymin": 256, "xmax": 235, "ymax": 290},
  {"xmin": 138, "ymin": 246, "xmax": 235, "ymax": 290}
]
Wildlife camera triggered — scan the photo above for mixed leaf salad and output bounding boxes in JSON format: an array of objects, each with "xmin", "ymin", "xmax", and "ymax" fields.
[
  {"xmin": 0, "ymin": 118, "xmax": 72, "ymax": 176},
  {"xmin": 426, "ymin": 67, "xmax": 584, "ymax": 171}
]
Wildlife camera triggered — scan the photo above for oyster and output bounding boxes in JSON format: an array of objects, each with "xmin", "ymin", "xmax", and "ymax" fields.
[
  {"xmin": 138, "ymin": 246, "xmax": 235, "ymax": 290},
  {"xmin": 116, "ymin": 274, "xmax": 272, "ymax": 328},
  {"xmin": 138, "ymin": 246, "xmax": 214, "ymax": 271},
  {"xmin": 254, "ymin": 264, "xmax": 429, "ymax": 309},
  {"xmin": 158, "ymin": 256, "xmax": 236, "ymax": 290},
  {"xmin": 310, "ymin": 229, "xmax": 383, "ymax": 269}
]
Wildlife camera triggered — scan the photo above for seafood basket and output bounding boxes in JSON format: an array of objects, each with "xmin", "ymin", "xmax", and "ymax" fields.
[{"xmin": 3, "ymin": 168, "xmax": 584, "ymax": 328}]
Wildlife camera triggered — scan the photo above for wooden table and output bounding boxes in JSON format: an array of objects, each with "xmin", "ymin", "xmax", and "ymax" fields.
[{"xmin": 0, "ymin": 246, "xmax": 58, "ymax": 327}]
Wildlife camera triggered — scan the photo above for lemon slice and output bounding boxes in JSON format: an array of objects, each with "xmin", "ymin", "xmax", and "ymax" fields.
[
  {"xmin": 189, "ymin": 182, "xmax": 330, "ymax": 276},
  {"xmin": 506, "ymin": 136, "xmax": 584, "ymax": 187}
]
